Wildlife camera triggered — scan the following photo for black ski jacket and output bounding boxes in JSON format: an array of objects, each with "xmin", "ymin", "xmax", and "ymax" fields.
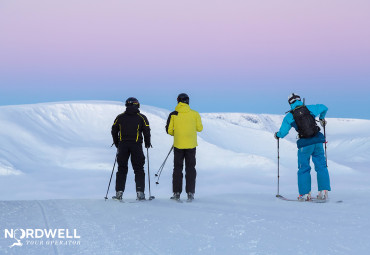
[{"xmin": 111, "ymin": 106, "xmax": 151, "ymax": 147}]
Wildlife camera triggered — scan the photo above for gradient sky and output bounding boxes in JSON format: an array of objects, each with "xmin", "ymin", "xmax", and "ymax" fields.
[{"xmin": 1, "ymin": 0, "xmax": 370, "ymax": 118}]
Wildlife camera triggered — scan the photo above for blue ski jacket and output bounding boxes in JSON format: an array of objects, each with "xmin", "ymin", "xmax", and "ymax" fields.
[{"xmin": 276, "ymin": 101, "xmax": 328, "ymax": 149}]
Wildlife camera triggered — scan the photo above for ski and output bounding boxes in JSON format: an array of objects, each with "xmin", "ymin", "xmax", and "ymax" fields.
[
  {"xmin": 115, "ymin": 199, "xmax": 149, "ymax": 204},
  {"xmin": 111, "ymin": 197, "xmax": 153, "ymax": 203},
  {"xmin": 276, "ymin": 195, "xmax": 343, "ymax": 203},
  {"xmin": 277, "ymin": 195, "xmax": 326, "ymax": 203},
  {"xmin": 111, "ymin": 198, "xmax": 124, "ymax": 203},
  {"xmin": 111, "ymin": 196, "xmax": 123, "ymax": 202},
  {"xmin": 170, "ymin": 197, "xmax": 183, "ymax": 203}
]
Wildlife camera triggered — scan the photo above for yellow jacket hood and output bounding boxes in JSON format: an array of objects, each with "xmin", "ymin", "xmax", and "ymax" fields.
[{"xmin": 175, "ymin": 102, "xmax": 191, "ymax": 113}]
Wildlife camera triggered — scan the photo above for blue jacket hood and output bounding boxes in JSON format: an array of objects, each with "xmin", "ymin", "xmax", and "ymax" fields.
[{"xmin": 290, "ymin": 100, "xmax": 303, "ymax": 110}]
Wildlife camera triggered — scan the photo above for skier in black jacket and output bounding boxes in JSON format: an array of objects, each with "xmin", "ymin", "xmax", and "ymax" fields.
[{"xmin": 111, "ymin": 97, "xmax": 151, "ymax": 201}]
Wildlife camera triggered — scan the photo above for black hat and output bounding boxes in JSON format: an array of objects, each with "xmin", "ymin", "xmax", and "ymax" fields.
[
  {"xmin": 177, "ymin": 93, "xmax": 189, "ymax": 104},
  {"xmin": 125, "ymin": 97, "xmax": 140, "ymax": 108},
  {"xmin": 288, "ymin": 93, "xmax": 301, "ymax": 105}
]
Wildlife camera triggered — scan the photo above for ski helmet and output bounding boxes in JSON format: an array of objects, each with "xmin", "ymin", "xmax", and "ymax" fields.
[
  {"xmin": 288, "ymin": 93, "xmax": 301, "ymax": 105},
  {"xmin": 125, "ymin": 97, "xmax": 140, "ymax": 108},
  {"xmin": 177, "ymin": 93, "xmax": 189, "ymax": 104}
]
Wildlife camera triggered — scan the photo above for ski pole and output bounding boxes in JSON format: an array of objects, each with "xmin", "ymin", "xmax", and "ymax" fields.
[
  {"xmin": 155, "ymin": 145, "xmax": 173, "ymax": 176},
  {"xmin": 155, "ymin": 145, "xmax": 174, "ymax": 184},
  {"xmin": 146, "ymin": 148, "xmax": 155, "ymax": 200},
  {"xmin": 104, "ymin": 156, "xmax": 117, "ymax": 201},
  {"xmin": 276, "ymin": 138, "xmax": 281, "ymax": 197},
  {"xmin": 317, "ymin": 119, "xmax": 328, "ymax": 167},
  {"xmin": 324, "ymin": 123, "xmax": 328, "ymax": 167}
]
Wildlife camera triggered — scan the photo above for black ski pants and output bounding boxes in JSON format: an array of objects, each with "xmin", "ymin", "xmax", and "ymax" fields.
[
  {"xmin": 116, "ymin": 141, "xmax": 145, "ymax": 192},
  {"xmin": 173, "ymin": 147, "xmax": 196, "ymax": 194}
]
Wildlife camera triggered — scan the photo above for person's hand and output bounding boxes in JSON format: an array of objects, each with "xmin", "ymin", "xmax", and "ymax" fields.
[
  {"xmin": 319, "ymin": 119, "xmax": 327, "ymax": 127},
  {"xmin": 274, "ymin": 132, "xmax": 280, "ymax": 140},
  {"xmin": 145, "ymin": 143, "xmax": 152, "ymax": 149}
]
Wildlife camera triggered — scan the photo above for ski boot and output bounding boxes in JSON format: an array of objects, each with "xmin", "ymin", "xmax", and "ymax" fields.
[
  {"xmin": 317, "ymin": 190, "xmax": 328, "ymax": 200},
  {"xmin": 298, "ymin": 192, "xmax": 311, "ymax": 202},
  {"xmin": 136, "ymin": 191, "xmax": 146, "ymax": 201},
  {"xmin": 187, "ymin": 192, "xmax": 194, "ymax": 202},
  {"xmin": 112, "ymin": 191, "xmax": 123, "ymax": 201},
  {"xmin": 170, "ymin": 192, "xmax": 181, "ymax": 201}
]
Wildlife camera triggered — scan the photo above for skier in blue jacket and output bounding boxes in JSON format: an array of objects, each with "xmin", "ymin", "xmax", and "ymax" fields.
[{"xmin": 274, "ymin": 93, "xmax": 331, "ymax": 201}]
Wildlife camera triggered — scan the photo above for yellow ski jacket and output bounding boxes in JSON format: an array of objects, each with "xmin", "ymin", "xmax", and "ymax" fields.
[{"xmin": 166, "ymin": 102, "xmax": 203, "ymax": 149}]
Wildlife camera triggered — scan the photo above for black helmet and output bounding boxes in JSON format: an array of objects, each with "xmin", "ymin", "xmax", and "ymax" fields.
[
  {"xmin": 288, "ymin": 93, "xmax": 301, "ymax": 105},
  {"xmin": 177, "ymin": 93, "xmax": 189, "ymax": 104},
  {"xmin": 125, "ymin": 97, "xmax": 140, "ymax": 108}
]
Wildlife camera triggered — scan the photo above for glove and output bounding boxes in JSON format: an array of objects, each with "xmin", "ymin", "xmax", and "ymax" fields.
[
  {"xmin": 274, "ymin": 132, "xmax": 280, "ymax": 140},
  {"xmin": 145, "ymin": 143, "xmax": 152, "ymax": 149},
  {"xmin": 319, "ymin": 119, "xmax": 327, "ymax": 127}
]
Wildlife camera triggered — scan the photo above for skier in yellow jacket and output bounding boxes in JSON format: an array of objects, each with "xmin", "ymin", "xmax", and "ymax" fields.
[{"xmin": 166, "ymin": 93, "xmax": 203, "ymax": 201}]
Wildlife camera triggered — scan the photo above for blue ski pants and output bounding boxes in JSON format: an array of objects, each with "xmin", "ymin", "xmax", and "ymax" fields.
[{"xmin": 297, "ymin": 143, "xmax": 331, "ymax": 195}]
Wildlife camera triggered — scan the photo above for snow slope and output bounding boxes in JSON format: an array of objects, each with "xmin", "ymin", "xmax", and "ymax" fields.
[{"xmin": 0, "ymin": 101, "xmax": 370, "ymax": 254}]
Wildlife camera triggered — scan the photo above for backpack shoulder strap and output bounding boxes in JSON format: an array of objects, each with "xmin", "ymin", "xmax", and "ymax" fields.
[{"xmin": 289, "ymin": 105, "xmax": 304, "ymax": 114}]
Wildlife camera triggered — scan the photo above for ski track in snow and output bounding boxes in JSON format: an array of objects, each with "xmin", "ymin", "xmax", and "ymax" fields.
[{"xmin": 36, "ymin": 201, "xmax": 59, "ymax": 255}]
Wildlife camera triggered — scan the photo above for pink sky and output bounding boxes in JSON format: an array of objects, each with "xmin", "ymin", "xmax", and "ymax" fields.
[
  {"xmin": 0, "ymin": 0, "xmax": 369, "ymax": 117},
  {"xmin": 1, "ymin": 0, "xmax": 369, "ymax": 79}
]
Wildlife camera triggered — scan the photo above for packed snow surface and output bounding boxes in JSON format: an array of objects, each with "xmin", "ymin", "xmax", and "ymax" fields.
[{"xmin": 0, "ymin": 101, "xmax": 369, "ymax": 254}]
